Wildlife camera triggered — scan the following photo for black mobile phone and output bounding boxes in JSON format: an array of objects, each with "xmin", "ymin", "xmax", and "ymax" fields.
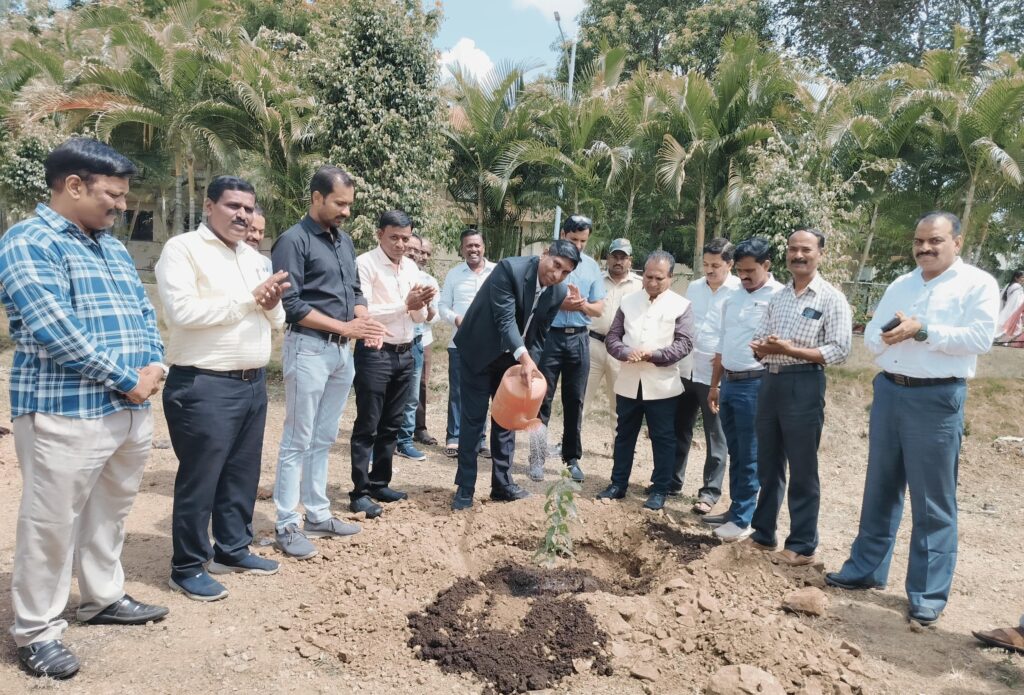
[{"xmin": 880, "ymin": 316, "xmax": 901, "ymax": 332}]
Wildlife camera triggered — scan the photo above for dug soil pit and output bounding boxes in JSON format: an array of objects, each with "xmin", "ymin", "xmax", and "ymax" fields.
[
  {"xmin": 646, "ymin": 519, "xmax": 722, "ymax": 563},
  {"xmin": 408, "ymin": 563, "xmax": 614, "ymax": 694}
]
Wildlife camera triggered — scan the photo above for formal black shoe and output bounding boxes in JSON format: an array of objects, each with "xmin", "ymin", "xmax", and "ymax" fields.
[
  {"xmin": 644, "ymin": 484, "xmax": 681, "ymax": 496},
  {"xmin": 451, "ymin": 486, "xmax": 474, "ymax": 510},
  {"xmin": 350, "ymin": 495, "xmax": 383, "ymax": 519},
  {"xmin": 414, "ymin": 431, "xmax": 437, "ymax": 446},
  {"xmin": 566, "ymin": 460, "xmax": 584, "ymax": 482},
  {"xmin": 824, "ymin": 572, "xmax": 886, "ymax": 591},
  {"xmin": 17, "ymin": 640, "xmax": 80, "ymax": 679},
  {"xmin": 369, "ymin": 486, "xmax": 408, "ymax": 503},
  {"xmin": 84, "ymin": 594, "xmax": 169, "ymax": 625},
  {"xmin": 596, "ymin": 484, "xmax": 626, "ymax": 500},
  {"xmin": 478, "ymin": 446, "xmax": 492, "ymax": 459},
  {"xmin": 644, "ymin": 493, "xmax": 667, "ymax": 510},
  {"xmin": 489, "ymin": 484, "xmax": 530, "ymax": 502}
]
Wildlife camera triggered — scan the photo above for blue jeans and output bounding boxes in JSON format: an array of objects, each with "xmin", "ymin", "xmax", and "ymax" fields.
[
  {"xmin": 446, "ymin": 347, "xmax": 485, "ymax": 449},
  {"xmin": 835, "ymin": 373, "xmax": 965, "ymax": 614},
  {"xmin": 718, "ymin": 376, "xmax": 762, "ymax": 527},
  {"xmin": 273, "ymin": 331, "xmax": 354, "ymax": 531},
  {"xmin": 397, "ymin": 340, "xmax": 424, "ymax": 448}
]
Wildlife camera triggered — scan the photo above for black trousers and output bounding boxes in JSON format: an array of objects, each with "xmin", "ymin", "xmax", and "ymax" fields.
[
  {"xmin": 750, "ymin": 368, "xmax": 827, "ymax": 555},
  {"xmin": 455, "ymin": 352, "xmax": 517, "ymax": 493},
  {"xmin": 350, "ymin": 343, "xmax": 415, "ymax": 500},
  {"xmin": 611, "ymin": 388, "xmax": 679, "ymax": 493},
  {"xmin": 415, "ymin": 344, "xmax": 431, "ymax": 435},
  {"xmin": 538, "ymin": 330, "xmax": 590, "ymax": 463},
  {"xmin": 164, "ymin": 367, "xmax": 267, "ymax": 577}
]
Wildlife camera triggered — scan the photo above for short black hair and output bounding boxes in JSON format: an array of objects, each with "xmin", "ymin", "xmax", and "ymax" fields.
[
  {"xmin": 733, "ymin": 237, "xmax": 773, "ymax": 264},
  {"xmin": 460, "ymin": 228, "xmax": 482, "ymax": 243},
  {"xmin": 310, "ymin": 165, "xmax": 354, "ymax": 198},
  {"xmin": 253, "ymin": 204, "xmax": 265, "ymax": 216},
  {"xmin": 378, "ymin": 209, "xmax": 412, "ymax": 230},
  {"xmin": 1014, "ymin": 269, "xmax": 1024, "ymax": 281},
  {"xmin": 44, "ymin": 138, "xmax": 139, "ymax": 189},
  {"xmin": 547, "ymin": 239, "xmax": 581, "ymax": 269},
  {"xmin": 791, "ymin": 228, "xmax": 826, "ymax": 248},
  {"xmin": 703, "ymin": 237, "xmax": 735, "ymax": 262},
  {"xmin": 561, "ymin": 214, "xmax": 592, "ymax": 235},
  {"xmin": 410, "ymin": 231, "xmax": 423, "ymax": 242},
  {"xmin": 917, "ymin": 211, "xmax": 962, "ymax": 237},
  {"xmin": 207, "ymin": 175, "xmax": 255, "ymax": 203},
  {"xmin": 645, "ymin": 250, "xmax": 675, "ymax": 274}
]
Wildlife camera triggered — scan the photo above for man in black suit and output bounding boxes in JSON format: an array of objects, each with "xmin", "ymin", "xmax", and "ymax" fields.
[{"xmin": 451, "ymin": 240, "xmax": 581, "ymax": 510}]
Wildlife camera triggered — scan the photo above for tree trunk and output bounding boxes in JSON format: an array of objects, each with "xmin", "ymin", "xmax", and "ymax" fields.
[
  {"xmin": 187, "ymin": 157, "xmax": 196, "ymax": 233},
  {"xmin": 972, "ymin": 218, "xmax": 991, "ymax": 264},
  {"xmin": 853, "ymin": 202, "xmax": 879, "ymax": 282},
  {"xmin": 476, "ymin": 177, "xmax": 483, "ymax": 231},
  {"xmin": 961, "ymin": 176, "xmax": 976, "ymax": 248},
  {"xmin": 693, "ymin": 182, "xmax": 706, "ymax": 273},
  {"xmin": 172, "ymin": 159, "xmax": 184, "ymax": 237},
  {"xmin": 624, "ymin": 189, "xmax": 636, "ymax": 233}
]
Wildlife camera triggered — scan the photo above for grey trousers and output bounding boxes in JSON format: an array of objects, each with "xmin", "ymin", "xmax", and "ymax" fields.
[
  {"xmin": 11, "ymin": 409, "xmax": 152, "ymax": 646},
  {"xmin": 671, "ymin": 377, "xmax": 727, "ymax": 501}
]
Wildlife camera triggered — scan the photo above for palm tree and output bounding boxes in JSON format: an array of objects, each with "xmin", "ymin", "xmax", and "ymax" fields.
[{"xmin": 655, "ymin": 35, "xmax": 804, "ymax": 271}]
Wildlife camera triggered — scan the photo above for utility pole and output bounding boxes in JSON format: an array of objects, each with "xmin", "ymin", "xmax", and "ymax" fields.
[{"xmin": 553, "ymin": 11, "xmax": 577, "ymax": 240}]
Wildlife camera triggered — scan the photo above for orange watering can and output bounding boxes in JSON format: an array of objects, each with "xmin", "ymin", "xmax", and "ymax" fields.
[{"xmin": 491, "ymin": 365, "xmax": 547, "ymax": 431}]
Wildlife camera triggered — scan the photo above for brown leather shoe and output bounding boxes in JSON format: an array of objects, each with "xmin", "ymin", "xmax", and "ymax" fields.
[
  {"xmin": 743, "ymin": 539, "xmax": 777, "ymax": 552},
  {"xmin": 973, "ymin": 626, "xmax": 1024, "ymax": 654},
  {"xmin": 775, "ymin": 549, "xmax": 817, "ymax": 566}
]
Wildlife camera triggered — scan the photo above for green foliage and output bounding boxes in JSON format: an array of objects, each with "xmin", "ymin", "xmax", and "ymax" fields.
[
  {"xmin": 534, "ymin": 468, "xmax": 581, "ymax": 567},
  {"xmin": 304, "ymin": 0, "xmax": 450, "ymax": 245},
  {"xmin": 0, "ymin": 129, "xmax": 50, "ymax": 216}
]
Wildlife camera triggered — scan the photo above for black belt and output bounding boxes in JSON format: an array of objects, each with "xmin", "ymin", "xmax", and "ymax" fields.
[
  {"xmin": 370, "ymin": 335, "xmax": 422, "ymax": 354},
  {"xmin": 588, "ymin": 330, "xmax": 607, "ymax": 342},
  {"xmin": 766, "ymin": 363, "xmax": 824, "ymax": 374},
  {"xmin": 550, "ymin": 326, "xmax": 587, "ymax": 335},
  {"xmin": 287, "ymin": 323, "xmax": 347, "ymax": 345},
  {"xmin": 173, "ymin": 365, "xmax": 264, "ymax": 381},
  {"xmin": 883, "ymin": 372, "xmax": 963, "ymax": 387},
  {"xmin": 725, "ymin": 369, "xmax": 765, "ymax": 381}
]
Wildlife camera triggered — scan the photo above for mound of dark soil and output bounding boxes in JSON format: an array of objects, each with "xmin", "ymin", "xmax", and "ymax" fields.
[
  {"xmin": 408, "ymin": 564, "xmax": 613, "ymax": 694},
  {"xmin": 646, "ymin": 521, "xmax": 722, "ymax": 563}
]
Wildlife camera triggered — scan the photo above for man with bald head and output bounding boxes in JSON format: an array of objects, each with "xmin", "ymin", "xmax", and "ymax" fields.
[
  {"xmin": 747, "ymin": 228, "xmax": 852, "ymax": 567},
  {"xmin": 827, "ymin": 212, "xmax": 998, "ymax": 627}
]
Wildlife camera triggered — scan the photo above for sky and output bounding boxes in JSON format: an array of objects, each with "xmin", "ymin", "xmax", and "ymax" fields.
[{"xmin": 431, "ymin": 0, "xmax": 584, "ymax": 81}]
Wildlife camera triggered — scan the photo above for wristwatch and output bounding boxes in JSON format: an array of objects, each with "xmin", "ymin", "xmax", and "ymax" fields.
[{"xmin": 913, "ymin": 324, "xmax": 928, "ymax": 342}]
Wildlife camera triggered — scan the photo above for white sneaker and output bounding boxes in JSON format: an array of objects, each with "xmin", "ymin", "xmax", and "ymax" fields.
[{"xmin": 714, "ymin": 521, "xmax": 754, "ymax": 542}]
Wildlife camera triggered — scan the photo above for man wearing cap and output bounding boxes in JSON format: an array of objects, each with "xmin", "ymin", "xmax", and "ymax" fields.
[
  {"xmin": 530, "ymin": 215, "xmax": 605, "ymax": 482},
  {"xmin": 584, "ymin": 238, "xmax": 643, "ymax": 421}
]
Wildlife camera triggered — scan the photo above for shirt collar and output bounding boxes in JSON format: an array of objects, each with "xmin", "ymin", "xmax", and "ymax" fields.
[
  {"xmin": 788, "ymin": 272, "xmax": 824, "ymax": 295},
  {"xmin": 604, "ymin": 270, "xmax": 639, "ymax": 285},
  {"xmin": 197, "ymin": 223, "xmax": 243, "ymax": 253},
  {"xmin": 301, "ymin": 214, "xmax": 339, "ymax": 238},
  {"xmin": 914, "ymin": 256, "xmax": 963, "ymax": 284},
  {"xmin": 35, "ymin": 203, "xmax": 109, "ymax": 240},
  {"xmin": 372, "ymin": 245, "xmax": 406, "ymax": 271}
]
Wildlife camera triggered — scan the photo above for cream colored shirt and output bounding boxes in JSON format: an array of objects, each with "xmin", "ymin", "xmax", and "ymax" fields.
[
  {"xmin": 155, "ymin": 224, "xmax": 284, "ymax": 370},
  {"xmin": 356, "ymin": 246, "xmax": 427, "ymax": 345},
  {"xmin": 591, "ymin": 271, "xmax": 643, "ymax": 335}
]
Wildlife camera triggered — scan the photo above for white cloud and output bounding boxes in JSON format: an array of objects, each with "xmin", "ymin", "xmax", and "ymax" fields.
[
  {"xmin": 511, "ymin": 0, "xmax": 585, "ymax": 22},
  {"xmin": 439, "ymin": 37, "xmax": 495, "ymax": 82}
]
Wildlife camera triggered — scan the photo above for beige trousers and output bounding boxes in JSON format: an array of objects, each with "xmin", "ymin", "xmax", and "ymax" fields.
[
  {"xmin": 584, "ymin": 337, "xmax": 620, "ymax": 419},
  {"xmin": 11, "ymin": 409, "xmax": 152, "ymax": 647}
]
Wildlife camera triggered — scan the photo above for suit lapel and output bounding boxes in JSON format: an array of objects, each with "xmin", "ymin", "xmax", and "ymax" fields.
[{"xmin": 521, "ymin": 258, "xmax": 540, "ymax": 328}]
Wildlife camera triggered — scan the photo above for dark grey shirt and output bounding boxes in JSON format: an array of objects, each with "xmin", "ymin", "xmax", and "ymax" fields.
[{"xmin": 272, "ymin": 215, "xmax": 367, "ymax": 325}]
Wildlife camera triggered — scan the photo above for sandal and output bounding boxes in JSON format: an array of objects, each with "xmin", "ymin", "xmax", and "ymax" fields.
[
  {"xmin": 691, "ymin": 499, "xmax": 714, "ymax": 515},
  {"xmin": 973, "ymin": 626, "xmax": 1024, "ymax": 654},
  {"xmin": 443, "ymin": 445, "xmax": 458, "ymax": 458}
]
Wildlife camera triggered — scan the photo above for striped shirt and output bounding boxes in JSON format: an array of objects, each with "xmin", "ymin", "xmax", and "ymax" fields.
[
  {"xmin": 754, "ymin": 273, "xmax": 852, "ymax": 366},
  {"xmin": 0, "ymin": 204, "xmax": 164, "ymax": 419}
]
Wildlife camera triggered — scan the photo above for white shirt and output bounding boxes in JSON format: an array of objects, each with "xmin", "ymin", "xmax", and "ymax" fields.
[
  {"xmin": 866, "ymin": 257, "xmax": 999, "ymax": 379},
  {"xmin": 356, "ymin": 246, "xmax": 427, "ymax": 345},
  {"xmin": 155, "ymin": 224, "xmax": 284, "ymax": 370},
  {"xmin": 439, "ymin": 259, "xmax": 496, "ymax": 349},
  {"xmin": 997, "ymin": 282, "xmax": 1023, "ymax": 335},
  {"xmin": 415, "ymin": 270, "xmax": 441, "ymax": 347},
  {"xmin": 717, "ymin": 277, "xmax": 784, "ymax": 372},
  {"xmin": 686, "ymin": 274, "xmax": 741, "ymax": 384}
]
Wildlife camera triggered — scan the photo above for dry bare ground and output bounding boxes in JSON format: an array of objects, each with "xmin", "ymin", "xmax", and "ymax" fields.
[{"xmin": 0, "ymin": 335, "xmax": 1021, "ymax": 694}]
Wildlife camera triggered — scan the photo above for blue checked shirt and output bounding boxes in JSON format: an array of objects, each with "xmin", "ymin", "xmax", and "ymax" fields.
[
  {"xmin": 552, "ymin": 253, "xmax": 606, "ymax": 328},
  {"xmin": 0, "ymin": 204, "xmax": 164, "ymax": 419}
]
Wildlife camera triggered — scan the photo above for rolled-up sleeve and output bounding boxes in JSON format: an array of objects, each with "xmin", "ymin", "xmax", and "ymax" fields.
[
  {"xmin": 651, "ymin": 305, "xmax": 694, "ymax": 366},
  {"xmin": 818, "ymin": 293, "xmax": 852, "ymax": 365}
]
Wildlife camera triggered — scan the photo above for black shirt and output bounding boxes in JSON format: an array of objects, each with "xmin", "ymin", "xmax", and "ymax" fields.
[{"xmin": 272, "ymin": 215, "xmax": 366, "ymax": 325}]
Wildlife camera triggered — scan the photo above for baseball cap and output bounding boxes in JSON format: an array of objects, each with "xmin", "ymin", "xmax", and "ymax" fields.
[{"xmin": 608, "ymin": 238, "xmax": 632, "ymax": 255}]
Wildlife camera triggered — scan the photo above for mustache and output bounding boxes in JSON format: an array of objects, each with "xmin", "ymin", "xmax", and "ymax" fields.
[{"xmin": 916, "ymin": 251, "xmax": 936, "ymax": 257}]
